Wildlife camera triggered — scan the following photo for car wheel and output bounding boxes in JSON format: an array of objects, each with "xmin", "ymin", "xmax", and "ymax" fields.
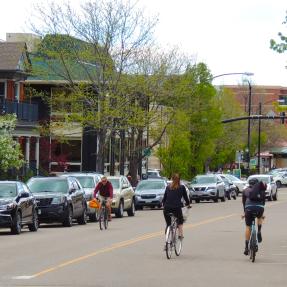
[
  {"xmin": 236, "ymin": 187, "xmax": 240, "ymax": 196},
  {"xmin": 268, "ymin": 193, "xmax": 273, "ymax": 201},
  {"xmin": 115, "ymin": 200, "xmax": 124, "ymax": 218},
  {"xmin": 11, "ymin": 211, "xmax": 22, "ymax": 235},
  {"xmin": 135, "ymin": 205, "xmax": 143, "ymax": 210},
  {"xmin": 89, "ymin": 209, "xmax": 99, "ymax": 222},
  {"xmin": 127, "ymin": 199, "xmax": 136, "ymax": 217},
  {"xmin": 227, "ymin": 192, "xmax": 231, "ymax": 200},
  {"xmin": 28, "ymin": 209, "xmax": 39, "ymax": 232},
  {"xmin": 220, "ymin": 192, "xmax": 226, "ymax": 202},
  {"xmin": 77, "ymin": 206, "xmax": 87, "ymax": 225},
  {"xmin": 63, "ymin": 206, "xmax": 73, "ymax": 227},
  {"xmin": 273, "ymin": 190, "xmax": 278, "ymax": 201},
  {"xmin": 276, "ymin": 181, "xmax": 281, "ymax": 188}
]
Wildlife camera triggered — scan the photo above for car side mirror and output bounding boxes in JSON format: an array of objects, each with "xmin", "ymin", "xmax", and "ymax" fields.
[
  {"xmin": 20, "ymin": 192, "xmax": 29, "ymax": 198},
  {"xmin": 69, "ymin": 188, "xmax": 76, "ymax": 194}
]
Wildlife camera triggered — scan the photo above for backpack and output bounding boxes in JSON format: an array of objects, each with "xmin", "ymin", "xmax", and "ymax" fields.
[{"xmin": 248, "ymin": 182, "xmax": 264, "ymax": 201}]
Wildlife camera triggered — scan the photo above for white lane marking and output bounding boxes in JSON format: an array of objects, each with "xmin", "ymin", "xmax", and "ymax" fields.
[{"xmin": 12, "ymin": 275, "xmax": 35, "ymax": 279}]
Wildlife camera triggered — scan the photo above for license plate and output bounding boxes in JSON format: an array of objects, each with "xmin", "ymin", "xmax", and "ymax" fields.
[{"xmin": 38, "ymin": 209, "xmax": 41, "ymax": 215}]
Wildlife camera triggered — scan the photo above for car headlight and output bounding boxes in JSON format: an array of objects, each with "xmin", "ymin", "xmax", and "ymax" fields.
[
  {"xmin": 51, "ymin": 197, "xmax": 66, "ymax": 205},
  {"xmin": 0, "ymin": 203, "xmax": 16, "ymax": 211}
]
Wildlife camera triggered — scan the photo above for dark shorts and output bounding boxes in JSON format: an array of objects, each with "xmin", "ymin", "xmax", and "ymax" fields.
[
  {"xmin": 163, "ymin": 207, "xmax": 184, "ymax": 225},
  {"xmin": 245, "ymin": 205, "xmax": 264, "ymax": 226}
]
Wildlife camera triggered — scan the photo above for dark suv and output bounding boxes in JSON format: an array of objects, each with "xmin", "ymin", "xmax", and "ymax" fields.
[
  {"xmin": 0, "ymin": 181, "xmax": 39, "ymax": 234},
  {"xmin": 27, "ymin": 177, "xmax": 87, "ymax": 227}
]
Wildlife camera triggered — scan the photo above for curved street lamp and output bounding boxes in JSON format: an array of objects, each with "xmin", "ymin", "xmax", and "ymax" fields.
[{"xmin": 212, "ymin": 72, "xmax": 254, "ymax": 175}]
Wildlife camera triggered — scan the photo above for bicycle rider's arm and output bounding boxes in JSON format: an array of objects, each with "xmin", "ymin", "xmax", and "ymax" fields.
[
  {"xmin": 108, "ymin": 182, "xmax": 113, "ymax": 199},
  {"xmin": 94, "ymin": 183, "xmax": 100, "ymax": 198},
  {"xmin": 162, "ymin": 187, "xmax": 168, "ymax": 206},
  {"xmin": 182, "ymin": 186, "xmax": 190, "ymax": 206},
  {"xmin": 242, "ymin": 189, "xmax": 247, "ymax": 211}
]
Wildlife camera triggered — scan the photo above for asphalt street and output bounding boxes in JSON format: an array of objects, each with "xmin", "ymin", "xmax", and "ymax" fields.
[{"xmin": 1, "ymin": 188, "xmax": 287, "ymax": 287}]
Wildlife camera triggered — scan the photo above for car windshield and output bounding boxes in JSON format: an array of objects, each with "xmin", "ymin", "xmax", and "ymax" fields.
[
  {"xmin": 136, "ymin": 181, "xmax": 166, "ymax": 191},
  {"xmin": 28, "ymin": 179, "xmax": 69, "ymax": 194},
  {"xmin": 191, "ymin": 176, "xmax": 216, "ymax": 184},
  {"xmin": 108, "ymin": 178, "xmax": 120, "ymax": 189},
  {"xmin": 225, "ymin": 174, "xmax": 240, "ymax": 181},
  {"xmin": 75, "ymin": 176, "xmax": 94, "ymax": 188},
  {"xmin": 0, "ymin": 183, "xmax": 17, "ymax": 198},
  {"xmin": 248, "ymin": 177, "xmax": 270, "ymax": 184}
]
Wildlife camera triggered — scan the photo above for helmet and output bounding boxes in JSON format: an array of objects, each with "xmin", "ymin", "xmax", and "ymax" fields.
[{"xmin": 248, "ymin": 178, "xmax": 259, "ymax": 186}]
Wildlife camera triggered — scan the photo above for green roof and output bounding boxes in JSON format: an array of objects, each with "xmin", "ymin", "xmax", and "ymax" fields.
[{"xmin": 269, "ymin": 147, "xmax": 287, "ymax": 155}]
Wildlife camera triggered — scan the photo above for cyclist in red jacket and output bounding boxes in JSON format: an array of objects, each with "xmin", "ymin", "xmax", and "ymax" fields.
[{"xmin": 94, "ymin": 176, "xmax": 113, "ymax": 221}]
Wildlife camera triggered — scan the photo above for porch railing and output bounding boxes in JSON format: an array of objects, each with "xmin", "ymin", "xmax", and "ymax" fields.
[{"xmin": 0, "ymin": 100, "xmax": 38, "ymax": 122}]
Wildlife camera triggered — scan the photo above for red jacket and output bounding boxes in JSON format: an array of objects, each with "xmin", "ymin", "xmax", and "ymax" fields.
[{"xmin": 94, "ymin": 181, "xmax": 113, "ymax": 198}]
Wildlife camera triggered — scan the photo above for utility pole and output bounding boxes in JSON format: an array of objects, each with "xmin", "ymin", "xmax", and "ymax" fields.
[{"xmin": 257, "ymin": 102, "xmax": 262, "ymax": 174}]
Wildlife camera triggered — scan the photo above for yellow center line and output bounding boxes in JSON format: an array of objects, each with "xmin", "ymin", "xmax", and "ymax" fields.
[
  {"xmin": 31, "ymin": 213, "xmax": 237, "ymax": 278},
  {"xmin": 30, "ymin": 200, "xmax": 287, "ymax": 279}
]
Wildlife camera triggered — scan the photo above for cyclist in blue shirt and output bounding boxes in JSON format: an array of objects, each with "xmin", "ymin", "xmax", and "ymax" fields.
[{"xmin": 242, "ymin": 178, "xmax": 266, "ymax": 255}]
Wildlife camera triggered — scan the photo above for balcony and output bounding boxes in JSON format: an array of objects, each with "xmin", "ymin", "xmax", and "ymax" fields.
[{"xmin": 0, "ymin": 100, "xmax": 38, "ymax": 122}]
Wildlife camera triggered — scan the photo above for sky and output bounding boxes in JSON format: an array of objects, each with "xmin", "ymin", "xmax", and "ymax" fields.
[{"xmin": 0, "ymin": 0, "xmax": 287, "ymax": 86}]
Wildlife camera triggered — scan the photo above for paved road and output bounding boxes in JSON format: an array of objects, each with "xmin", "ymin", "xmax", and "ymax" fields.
[{"xmin": 1, "ymin": 189, "xmax": 287, "ymax": 287}]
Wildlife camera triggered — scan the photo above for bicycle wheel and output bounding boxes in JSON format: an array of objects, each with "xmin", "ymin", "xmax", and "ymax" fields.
[
  {"xmin": 165, "ymin": 226, "xmax": 173, "ymax": 259},
  {"xmin": 174, "ymin": 226, "xmax": 182, "ymax": 256},
  {"xmin": 104, "ymin": 207, "xmax": 108, "ymax": 230},
  {"xmin": 249, "ymin": 232, "xmax": 257, "ymax": 262},
  {"xmin": 99, "ymin": 209, "xmax": 104, "ymax": 230}
]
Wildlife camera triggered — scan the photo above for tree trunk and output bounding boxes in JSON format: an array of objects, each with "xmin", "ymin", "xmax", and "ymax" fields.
[
  {"xmin": 96, "ymin": 128, "xmax": 106, "ymax": 174},
  {"xmin": 119, "ymin": 130, "xmax": 125, "ymax": 175},
  {"xmin": 110, "ymin": 130, "xmax": 115, "ymax": 175}
]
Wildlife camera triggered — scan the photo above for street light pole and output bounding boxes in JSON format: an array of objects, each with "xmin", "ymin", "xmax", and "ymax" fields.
[
  {"xmin": 212, "ymin": 72, "xmax": 254, "ymax": 175},
  {"xmin": 246, "ymin": 80, "xmax": 252, "ymax": 174}
]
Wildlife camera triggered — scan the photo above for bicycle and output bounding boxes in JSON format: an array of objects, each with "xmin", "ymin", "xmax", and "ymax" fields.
[
  {"xmin": 99, "ymin": 198, "xmax": 109, "ymax": 230},
  {"xmin": 248, "ymin": 213, "xmax": 258, "ymax": 263},
  {"xmin": 165, "ymin": 213, "xmax": 182, "ymax": 259}
]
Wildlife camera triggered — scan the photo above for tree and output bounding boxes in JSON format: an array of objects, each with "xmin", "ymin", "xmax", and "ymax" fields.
[
  {"xmin": 29, "ymin": 0, "xmax": 159, "ymax": 174},
  {"xmin": 0, "ymin": 114, "xmax": 24, "ymax": 173},
  {"xmin": 156, "ymin": 63, "xmax": 223, "ymax": 179},
  {"xmin": 210, "ymin": 87, "xmax": 246, "ymax": 170},
  {"xmin": 270, "ymin": 11, "xmax": 287, "ymax": 54}
]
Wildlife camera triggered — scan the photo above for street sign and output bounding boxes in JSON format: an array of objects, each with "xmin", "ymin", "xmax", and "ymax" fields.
[{"xmin": 235, "ymin": 150, "xmax": 243, "ymax": 163}]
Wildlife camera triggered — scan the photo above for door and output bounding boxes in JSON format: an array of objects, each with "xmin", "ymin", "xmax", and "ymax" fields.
[{"xmin": 16, "ymin": 183, "xmax": 30, "ymax": 222}]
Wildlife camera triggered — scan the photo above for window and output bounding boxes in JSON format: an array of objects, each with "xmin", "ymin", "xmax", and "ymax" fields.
[{"xmin": 0, "ymin": 82, "xmax": 5, "ymax": 96}]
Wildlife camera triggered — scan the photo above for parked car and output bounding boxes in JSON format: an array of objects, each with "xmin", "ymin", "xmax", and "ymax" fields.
[
  {"xmin": 146, "ymin": 169, "xmax": 163, "ymax": 179},
  {"xmin": 167, "ymin": 180, "xmax": 192, "ymax": 202},
  {"xmin": 223, "ymin": 174, "xmax": 247, "ymax": 195},
  {"xmin": 135, "ymin": 179, "xmax": 168, "ymax": 209},
  {"xmin": 60, "ymin": 173, "xmax": 103, "ymax": 221},
  {"xmin": 190, "ymin": 174, "xmax": 225, "ymax": 203},
  {"xmin": 107, "ymin": 176, "xmax": 136, "ymax": 218},
  {"xmin": 269, "ymin": 171, "xmax": 287, "ymax": 188},
  {"xmin": 219, "ymin": 175, "xmax": 237, "ymax": 200},
  {"xmin": 246, "ymin": 174, "xmax": 278, "ymax": 201},
  {"xmin": 27, "ymin": 177, "xmax": 87, "ymax": 227},
  {"xmin": 0, "ymin": 181, "xmax": 38, "ymax": 234}
]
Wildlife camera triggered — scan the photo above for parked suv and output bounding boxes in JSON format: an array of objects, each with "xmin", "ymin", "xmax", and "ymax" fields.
[
  {"xmin": 0, "ymin": 181, "xmax": 38, "ymax": 234},
  {"xmin": 107, "ymin": 176, "xmax": 136, "ymax": 218},
  {"xmin": 60, "ymin": 173, "xmax": 103, "ymax": 221},
  {"xmin": 27, "ymin": 177, "xmax": 87, "ymax": 227},
  {"xmin": 135, "ymin": 179, "xmax": 168, "ymax": 209},
  {"xmin": 190, "ymin": 174, "xmax": 225, "ymax": 203}
]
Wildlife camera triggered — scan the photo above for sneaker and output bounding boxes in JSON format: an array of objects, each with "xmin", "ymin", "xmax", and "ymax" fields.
[
  {"xmin": 244, "ymin": 248, "xmax": 249, "ymax": 256},
  {"xmin": 257, "ymin": 232, "xmax": 262, "ymax": 243}
]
